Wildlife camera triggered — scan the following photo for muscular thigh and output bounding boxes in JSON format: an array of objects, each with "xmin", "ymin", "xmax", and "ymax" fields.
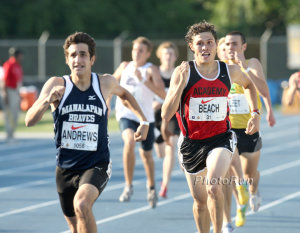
[
  {"xmin": 206, "ymin": 147, "xmax": 232, "ymax": 182},
  {"xmin": 56, "ymin": 162, "xmax": 111, "ymax": 217},
  {"xmin": 185, "ymin": 169, "xmax": 208, "ymax": 202},
  {"xmin": 240, "ymin": 150, "xmax": 260, "ymax": 175}
]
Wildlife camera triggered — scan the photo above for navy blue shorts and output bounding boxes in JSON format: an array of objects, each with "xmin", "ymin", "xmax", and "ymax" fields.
[
  {"xmin": 56, "ymin": 161, "xmax": 111, "ymax": 217},
  {"xmin": 119, "ymin": 118, "xmax": 155, "ymax": 151}
]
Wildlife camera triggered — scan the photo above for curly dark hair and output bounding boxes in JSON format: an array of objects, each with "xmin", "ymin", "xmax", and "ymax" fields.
[
  {"xmin": 63, "ymin": 32, "xmax": 96, "ymax": 58},
  {"xmin": 185, "ymin": 21, "xmax": 218, "ymax": 44}
]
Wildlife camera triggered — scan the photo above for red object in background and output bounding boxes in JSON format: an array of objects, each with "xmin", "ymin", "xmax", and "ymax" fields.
[{"xmin": 19, "ymin": 86, "xmax": 37, "ymax": 111}]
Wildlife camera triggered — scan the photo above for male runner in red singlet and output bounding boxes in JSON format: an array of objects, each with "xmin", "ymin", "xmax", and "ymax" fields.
[{"xmin": 161, "ymin": 21, "xmax": 260, "ymax": 233}]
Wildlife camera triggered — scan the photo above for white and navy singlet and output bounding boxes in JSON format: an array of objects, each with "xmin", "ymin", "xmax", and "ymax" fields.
[
  {"xmin": 53, "ymin": 73, "xmax": 109, "ymax": 169},
  {"xmin": 176, "ymin": 60, "xmax": 232, "ymax": 140}
]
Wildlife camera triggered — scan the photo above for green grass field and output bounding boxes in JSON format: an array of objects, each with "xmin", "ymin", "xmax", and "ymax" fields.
[{"xmin": 0, "ymin": 110, "xmax": 120, "ymax": 133}]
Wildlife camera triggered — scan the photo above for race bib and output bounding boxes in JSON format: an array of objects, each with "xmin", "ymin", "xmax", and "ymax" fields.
[
  {"xmin": 61, "ymin": 121, "xmax": 98, "ymax": 151},
  {"xmin": 228, "ymin": 93, "xmax": 250, "ymax": 114},
  {"xmin": 189, "ymin": 97, "xmax": 227, "ymax": 121}
]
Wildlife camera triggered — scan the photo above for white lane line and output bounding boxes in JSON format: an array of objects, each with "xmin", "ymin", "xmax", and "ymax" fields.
[
  {"xmin": 60, "ymin": 193, "xmax": 192, "ymax": 233},
  {"xmin": 96, "ymin": 192, "xmax": 191, "ymax": 225},
  {"xmin": 252, "ymin": 190, "xmax": 300, "ymax": 213},
  {"xmin": 0, "ymin": 148, "xmax": 54, "ymax": 162},
  {"xmin": 0, "ymin": 140, "xmax": 51, "ymax": 152},
  {"xmin": 261, "ymin": 159, "xmax": 300, "ymax": 176},
  {"xmin": 0, "ymin": 166, "xmax": 183, "ymax": 194},
  {"xmin": 202, "ymin": 190, "xmax": 300, "ymax": 233},
  {"xmin": 0, "ymin": 200, "xmax": 59, "ymax": 218},
  {"xmin": 0, "ymin": 160, "xmax": 54, "ymax": 176},
  {"xmin": 0, "ymin": 178, "xmax": 53, "ymax": 193},
  {"xmin": 0, "ymin": 155, "xmax": 298, "ymax": 220},
  {"xmin": 263, "ymin": 140, "xmax": 299, "ymax": 154}
]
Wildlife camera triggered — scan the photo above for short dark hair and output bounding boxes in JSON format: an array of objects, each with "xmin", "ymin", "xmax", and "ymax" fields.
[
  {"xmin": 132, "ymin": 36, "xmax": 153, "ymax": 52},
  {"xmin": 156, "ymin": 41, "xmax": 179, "ymax": 59},
  {"xmin": 185, "ymin": 21, "xmax": 218, "ymax": 44},
  {"xmin": 63, "ymin": 32, "xmax": 96, "ymax": 58},
  {"xmin": 9, "ymin": 47, "xmax": 22, "ymax": 57},
  {"xmin": 226, "ymin": 31, "xmax": 246, "ymax": 44}
]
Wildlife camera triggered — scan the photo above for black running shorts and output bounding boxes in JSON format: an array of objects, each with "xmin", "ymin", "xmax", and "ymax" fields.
[
  {"xmin": 178, "ymin": 131, "xmax": 237, "ymax": 174},
  {"xmin": 154, "ymin": 108, "xmax": 180, "ymax": 144},
  {"xmin": 232, "ymin": 128, "xmax": 262, "ymax": 154},
  {"xmin": 56, "ymin": 161, "xmax": 111, "ymax": 217}
]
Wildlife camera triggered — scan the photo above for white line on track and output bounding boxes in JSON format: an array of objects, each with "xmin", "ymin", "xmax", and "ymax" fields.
[
  {"xmin": 203, "ymin": 190, "xmax": 300, "ymax": 233},
  {"xmin": 0, "ymin": 148, "xmax": 54, "ymax": 162},
  {"xmin": 0, "ymin": 154, "xmax": 298, "ymax": 228},
  {"xmin": 0, "ymin": 200, "xmax": 59, "ymax": 218},
  {"xmin": 0, "ymin": 160, "xmax": 54, "ymax": 175}
]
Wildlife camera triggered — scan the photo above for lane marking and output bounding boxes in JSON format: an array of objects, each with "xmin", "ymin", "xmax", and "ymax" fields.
[
  {"xmin": 0, "ymin": 200, "xmax": 58, "ymax": 218},
  {"xmin": 202, "ymin": 190, "xmax": 300, "ymax": 233},
  {"xmin": 0, "ymin": 156, "xmax": 298, "ymax": 220}
]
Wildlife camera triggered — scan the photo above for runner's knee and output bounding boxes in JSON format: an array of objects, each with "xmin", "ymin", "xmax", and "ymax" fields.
[
  {"xmin": 193, "ymin": 198, "xmax": 207, "ymax": 211},
  {"xmin": 207, "ymin": 183, "xmax": 222, "ymax": 199},
  {"xmin": 74, "ymin": 198, "xmax": 91, "ymax": 218}
]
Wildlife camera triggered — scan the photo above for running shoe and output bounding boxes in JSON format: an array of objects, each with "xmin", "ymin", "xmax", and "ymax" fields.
[
  {"xmin": 147, "ymin": 188, "xmax": 158, "ymax": 208},
  {"xmin": 236, "ymin": 183, "xmax": 249, "ymax": 205},
  {"xmin": 222, "ymin": 223, "xmax": 235, "ymax": 233},
  {"xmin": 159, "ymin": 185, "xmax": 168, "ymax": 198},
  {"xmin": 235, "ymin": 204, "xmax": 248, "ymax": 227},
  {"xmin": 249, "ymin": 190, "xmax": 261, "ymax": 212},
  {"xmin": 119, "ymin": 184, "xmax": 133, "ymax": 202}
]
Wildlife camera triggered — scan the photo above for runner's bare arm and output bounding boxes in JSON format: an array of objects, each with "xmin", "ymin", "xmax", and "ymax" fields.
[
  {"xmin": 161, "ymin": 62, "xmax": 188, "ymax": 145},
  {"xmin": 247, "ymin": 58, "xmax": 275, "ymax": 126},
  {"xmin": 102, "ymin": 74, "xmax": 149, "ymax": 141},
  {"xmin": 229, "ymin": 64, "xmax": 260, "ymax": 134},
  {"xmin": 25, "ymin": 77, "xmax": 65, "ymax": 127},
  {"xmin": 113, "ymin": 61, "xmax": 129, "ymax": 83},
  {"xmin": 161, "ymin": 62, "xmax": 188, "ymax": 121},
  {"xmin": 143, "ymin": 65, "xmax": 166, "ymax": 99}
]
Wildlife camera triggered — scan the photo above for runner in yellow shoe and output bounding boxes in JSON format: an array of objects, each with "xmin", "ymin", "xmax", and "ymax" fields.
[
  {"xmin": 225, "ymin": 31, "xmax": 276, "ymax": 227},
  {"xmin": 218, "ymin": 37, "xmax": 249, "ymax": 233}
]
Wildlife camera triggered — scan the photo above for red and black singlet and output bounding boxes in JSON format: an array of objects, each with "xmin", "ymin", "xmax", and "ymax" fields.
[{"xmin": 176, "ymin": 60, "xmax": 232, "ymax": 140}]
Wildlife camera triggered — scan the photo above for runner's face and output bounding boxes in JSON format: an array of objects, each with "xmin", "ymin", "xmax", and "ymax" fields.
[
  {"xmin": 132, "ymin": 43, "xmax": 151, "ymax": 65},
  {"xmin": 66, "ymin": 43, "xmax": 95, "ymax": 77},
  {"xmin": 217, "ymin": 42, "xmax": 227, "ymax": 61},
  {"xmin": 225, "ymin": 35, "xmax": 244, "ymax": 60},
  {"xmin": 160, "ymin": 48, "xmax": 177, "ymax": 67},
  {"xmin": 189, "ymin": 32, "xmax": 217, "ymax": 64}
]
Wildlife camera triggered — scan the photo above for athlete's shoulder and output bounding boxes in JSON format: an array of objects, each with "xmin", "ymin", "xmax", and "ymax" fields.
[
  {"xmin": 147, "ymin": 63, "xmax": 159, "ymax": 72},
  {"xmin": 120, "ymin": 61, "xmax": 130, "ymax": 69},
  {"xmin": 98, "ymin": 73, "xmax": 116, "ymax": 84},
  {"xmin": 226, "ymin": 63, "xmax": 240, "ymax": 73},
  {"xmin": 248, "ymin": 57, "xmax": 262, "ymax": 67},
  {"xmin": 98, "ymin": 73, "xmax": 118, "ymax": 89},
  {"xmin": 45, "ymin": 76, "xmax": 64, "ymax": 88}
]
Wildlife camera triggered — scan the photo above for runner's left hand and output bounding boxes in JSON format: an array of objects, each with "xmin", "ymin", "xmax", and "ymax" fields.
[
  {"xmin": 134, "ymin": 124, "xmax": 149, "ymax": 141},
  {"xmin": 245, "ymin": 114, "xmax": 260, "ymax": 135}
]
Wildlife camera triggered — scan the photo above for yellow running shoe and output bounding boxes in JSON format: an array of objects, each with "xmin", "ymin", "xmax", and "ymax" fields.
[
  {"xmin": 236, "ymin": 184, "xmax": 249, "ymax": 205},
  {"xmin": 235, "ymin": 204, "xmax": 247, "ymax": 227}
]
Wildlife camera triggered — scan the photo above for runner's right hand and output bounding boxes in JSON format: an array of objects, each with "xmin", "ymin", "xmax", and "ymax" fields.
[
  {"xmin": 47, "ymin": 86, "xmax": 65, "ymax": 104},
  {"xmin": 134, "ymin": 124, "xmax": 149, "ymax": 142}
]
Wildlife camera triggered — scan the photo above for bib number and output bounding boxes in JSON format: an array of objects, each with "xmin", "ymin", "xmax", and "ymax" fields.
[
  {"xmin": 189, "ymin": 97, "xmax": 227, "ymax": 121},
  {"xmin": 228, "ymin": 94, "xmax": 250, "ymax": 114},
  {"xmin": 61, "ymin": 122, "xmax": 98, "ymax": 151}
]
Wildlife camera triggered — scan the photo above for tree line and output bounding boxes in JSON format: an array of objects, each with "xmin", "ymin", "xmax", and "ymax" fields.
[{"xmin": 0, "ymin": 0, "xmax": 299, "ymax": 39}]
